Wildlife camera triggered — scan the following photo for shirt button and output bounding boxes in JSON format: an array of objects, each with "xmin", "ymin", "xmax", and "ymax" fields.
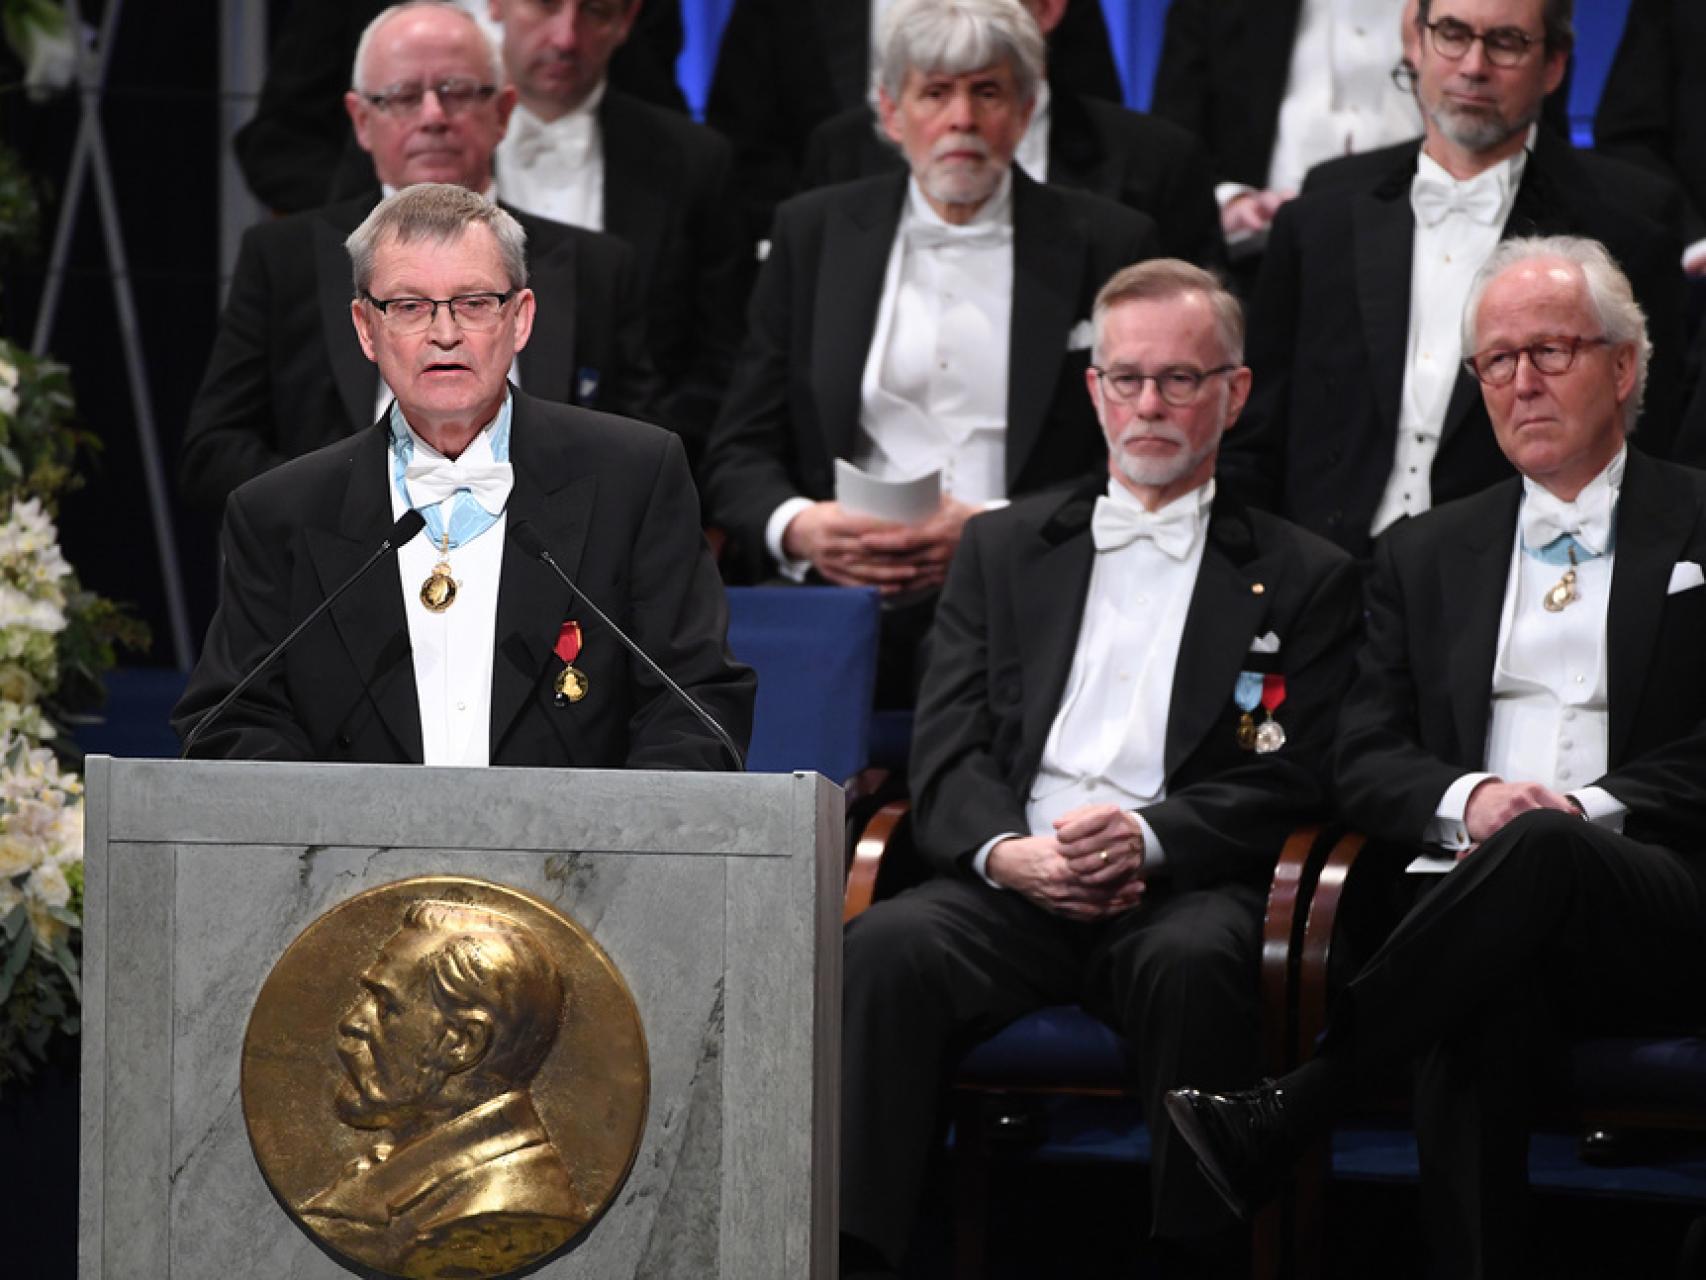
[
  {"xmin": 1563, "ymin": 710, "xmax": 1576, "ymax": 722},
  {"xmin": 1560, "ymin": 739, "xmax": 1573, "ymax": 749},
  {"xmin": 1575, "ymin": 674, "xmax": 1586, "ymax": 685},
  {"xmin": 457, "ymin": 701, "xmax": 467, "ymax": 711}
]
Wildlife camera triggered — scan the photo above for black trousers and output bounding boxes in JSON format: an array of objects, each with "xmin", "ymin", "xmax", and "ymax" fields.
[
  {"xmin": 841, "ymin": 872, "xmax": 1266, "ymax": 1266},
  {"xmin": 1323, "ymin": 810, "xmax": 1706, "ymax": 1280}
]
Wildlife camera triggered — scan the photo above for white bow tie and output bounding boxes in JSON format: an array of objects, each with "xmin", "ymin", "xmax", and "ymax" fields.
[
  {"xmin": 509, "ymin": 114, "xmax": 587, "ymax": 169},
  {"xmin": 1520, "ymin": 483, "xmax": 1615, "ymax": 555},
  {"xmin": 404, "ymin": 456, "xmax": 515, "ymax": 514},
  {"xmin": 904, "ymin": 220, "xmax": 1013, "ymax": 253},
  {"xmin": 1090, "ymin": 495, "xmax": 1200, "ymax": 560},
  {"xmin": 1411, "ymin": 170, "xmax": 1504, "ymax": 227}
]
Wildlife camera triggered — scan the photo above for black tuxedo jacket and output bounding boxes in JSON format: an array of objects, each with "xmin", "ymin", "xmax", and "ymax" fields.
[
  {"xmin": 910, "ymin": 481, "xmax": 1362, "ymax": 893},
  {"xmin": 704, "ymin": 0, "xmax": 1122, "ymax": 252},
  {"xmin": 1595, "ymin": 0, "xmax": 1706, "ymax": 242},
  {"xmin": 592, "ymin": 89, "xmax": 744, "ymax": 445},
  {"xmin": 700, "ymin": 169, "xmax": 1159, "ymax": 566},
  {"xmin": 179, "ymin": 192, "xmax": 662, "ymax": 513},
  {"xmin": 172, "ymin": 391, "xmax": 754, "ymax": 769},
  {"xmin": 234, "ymin": 0, "xmax": 687, "ymax": 214},
  {"xmin": 1334, "ymin": 450, "xmax": 1706, "ymax": 853},
  {"xmin": 798, "ymin": 88, "xmax": 1226, "ymax": 270},
  {"xmin": 1220, "ymin": 132, "xmax": 1687, "ymax": 559}
]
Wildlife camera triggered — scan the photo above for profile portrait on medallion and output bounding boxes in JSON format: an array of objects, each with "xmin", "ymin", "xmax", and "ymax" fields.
[{"xmin": 242, "ymin": 877, "xmax": 649, "ymax": 1280}]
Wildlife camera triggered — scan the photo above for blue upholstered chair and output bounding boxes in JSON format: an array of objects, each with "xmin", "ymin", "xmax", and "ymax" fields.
[{"xmin": 725, "ymin": 585, "xmax": 881, "ymax": 781}]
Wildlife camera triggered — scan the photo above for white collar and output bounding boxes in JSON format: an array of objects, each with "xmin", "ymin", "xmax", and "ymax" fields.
[
  {"xmin": 1415, "ymin": 121, "xmax": 1537, "ymax": 196},
  {"xmin": 1519, "ymin": 442, "xmax": 1627, "ymax": 517}
]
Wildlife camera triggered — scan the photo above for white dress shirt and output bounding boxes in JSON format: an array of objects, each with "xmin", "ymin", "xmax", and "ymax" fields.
[
  {"xmin": 388, "ymin": 410, "xmax": 510, "ymax": 768},
  {"xmin": 495, "ymin": 88, "xmax": 607, "ymax": 233},
  {"xmin": 973, "ymin": 480, "xmax": 1216, "ymax": 885},
  {"xmin": 1265, "ymin": 0, "xmax": 1422, "ymax": 196},
  {"xmin": 765, "ymin": 171, "xmax": 1016, "ymax": 571},
  {"xmin": 1427, "ymin": 448, "xmax": 1629, "ymax": 848},
  {"xmin": 1370, "ymin": 133, "xmax": 1529, "ymax": 537}
]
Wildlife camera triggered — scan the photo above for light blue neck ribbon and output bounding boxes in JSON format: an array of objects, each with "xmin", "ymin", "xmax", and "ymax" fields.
[
  {"xmin": 388, "ymin": 396, "xmax": 513, "ymax": 552},
  {"xmin": 1522, "ymin": 531, "xmax": 1612, "ymax": 567}
]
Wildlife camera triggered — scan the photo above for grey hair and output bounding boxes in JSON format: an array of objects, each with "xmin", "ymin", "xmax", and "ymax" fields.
[
  {"xmin": 1461, "ymin": 234, "xmax": 1649, "ymax": 434},
  {"xmin": 346, "ymin": 183, "xmax": 529, "ymax": 294},
  {"xmin": 1091, "ymin": 258, "xmax": 1245, "ymax": 367},
  {"xmin": 1417, "ymin": 0, "xmax": 1574, "ymax": 52},
  {"xmin": 873, "ymin": 0, "xmax": 1045, "ymax": 106},
  {"xmin": 401, "ymin": 899, "xmax": 565, "ymax": 1085},
  {"xmin": 351, "ymin": 1, "xmax": 504, "ymax": 95}
]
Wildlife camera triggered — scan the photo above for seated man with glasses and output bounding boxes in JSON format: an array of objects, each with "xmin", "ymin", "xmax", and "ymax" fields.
[
  {"xmin": 1168, "ymin": 235, "xmax": 1706, "ymax": 1277},
  {"xmin": 839, "ymin": 259, "xmax": 1361, "ymax": 1280},
  {"xmin": 181, "ymin": 0, "xmax": 664, "ymax": 513},
  {"xmin": 174, "ymin": 182, "xmax": 753, "ymax": 769},
  {"xmin": 1216, "ymin": 0, "xmax": 1686, "ymax": 563}
]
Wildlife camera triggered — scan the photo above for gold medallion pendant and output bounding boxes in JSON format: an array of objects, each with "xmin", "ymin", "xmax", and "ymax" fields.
[
  {"xmin": 242, "ymin": 876, "xmax": 649, "ymax": 1279},
  {"xmin": 555, "ymin": 664, "xmax": 589, "ymax": 703},
  {"xmin": 420, "ymin": 532, "xmax": 458, "ymax": 613},
  {"xmin": 1541, "ymin": 545, "xmax": 1580, "ymax": 613}
]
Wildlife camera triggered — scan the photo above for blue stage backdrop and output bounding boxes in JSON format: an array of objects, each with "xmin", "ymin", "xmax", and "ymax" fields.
[{"xmin": 674, "ymin": 0, "xmax": 1633, "ymax": 143}]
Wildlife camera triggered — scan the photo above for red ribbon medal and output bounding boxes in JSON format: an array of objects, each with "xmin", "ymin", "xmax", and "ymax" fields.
[
  {"xmin": 553, "ymin": 622, "xmax": 588, "ymax": 703},
  {"xmin": 1254, "ymin": 675, "xmax": 1287, "ymax": 753}
]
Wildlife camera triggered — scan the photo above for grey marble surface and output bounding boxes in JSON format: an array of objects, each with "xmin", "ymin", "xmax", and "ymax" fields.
[{"xmin": 80, "ymin": 761, "xmax": 840, "ymax": 1279}]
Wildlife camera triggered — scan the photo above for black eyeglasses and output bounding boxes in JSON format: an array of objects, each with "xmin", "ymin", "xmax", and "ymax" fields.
[
  {"xmin": 1424, "ymin": 18, "xmax": 1543, "ymax": 67},
  {"xmin": 1091, "ymin": 365, "xmax": 1236, "ymax": 407},
  {"xmin": 362, "ymin": 291, "xmax": 517, "ymax": 333},
  {"xmin": 361, "ymin": 77, "xmax": 497, "ymax": 116},
  {"xmin": 1462, "ymin": 336, "xmax": 1610, "ymax": 386}
]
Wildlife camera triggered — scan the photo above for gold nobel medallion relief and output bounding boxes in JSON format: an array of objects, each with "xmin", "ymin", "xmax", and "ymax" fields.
[{"xmin": 242, "ymin": 876, "xmax": 649, "ymax": 1279}]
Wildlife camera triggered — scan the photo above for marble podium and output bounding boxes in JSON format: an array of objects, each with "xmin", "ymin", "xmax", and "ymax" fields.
[{"xmin": 78, "ymin": 758, "xmax": 842, "ymax": 1278}]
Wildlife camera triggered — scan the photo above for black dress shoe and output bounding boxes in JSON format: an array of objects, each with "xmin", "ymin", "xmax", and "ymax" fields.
[{"xmin": 1164, "ymin": 1079, "xmax": 1301, "ymax": 1222}]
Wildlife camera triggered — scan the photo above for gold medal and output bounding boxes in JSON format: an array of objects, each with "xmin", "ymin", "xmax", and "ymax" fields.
[
  {"xmin": 1542, "ymin": 546, "xmax": 1578, "ymax": 613},
  {"xmin": 1253, "ymin": 718, "xmax": 1286, "ymax": 754},
  {"xmin": 1237, "ymin": 711, "xmax": 1257, "ymax": 751},
  {"xmin": 420, "ymin": 532, "xmax": 458, "ymax": 613},
  {"xmin": 555, "ymin": 664, "xmax": 589, "ymax": 703}
]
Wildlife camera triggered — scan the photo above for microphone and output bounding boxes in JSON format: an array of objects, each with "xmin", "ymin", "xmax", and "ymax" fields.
[
  {"xmin": 508, "ymin": 520, "xmax": 746, "ymax": 771},
  {"xmin": 181, "ymin": 509, "xmax": 428, "ymax": 758}
]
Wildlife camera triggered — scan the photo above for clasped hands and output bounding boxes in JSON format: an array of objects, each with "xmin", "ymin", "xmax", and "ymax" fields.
[
  {"xmin": 986, "ymin": 804, "xmax": 1147, "ymax": 921},
  {"xmin": 782, "ymin": 497, "xmax": 980, "ymax": 596},
  {"xmin": 1457, "ymin": 778, "xmax": 1582, "ymax": 860}
]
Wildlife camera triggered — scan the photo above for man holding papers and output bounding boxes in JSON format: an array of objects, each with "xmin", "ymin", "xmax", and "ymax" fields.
[{"xmin": 701, "ymin": 0, "xmax": 1152, "ymax": 698}]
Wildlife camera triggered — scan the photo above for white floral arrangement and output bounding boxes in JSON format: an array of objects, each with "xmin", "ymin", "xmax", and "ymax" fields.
[{"xmin": 0, "ymin": 734, "xmax": 84, "ymax": 1083}]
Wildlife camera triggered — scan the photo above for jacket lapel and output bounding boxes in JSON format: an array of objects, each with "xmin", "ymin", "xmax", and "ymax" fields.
[
  {"xmin": 1013, "ymin": 482, "xmax": 1100, "ymax": 766},
  {"xmin": 488, "ymin": 393, "xmax": 591, "ymax": 756},
  {"xmin": 1444, "ymin": 484, "xmax": 1521, "ymax": 763},
  {"xmin": 1162, "ymin": 499, "xmax": 1268, "ymax": 777},
  {"xmin": 598, "ymin": 93, "xmax": 667, "ymax": 290},
  {"xmin": 811, "ymin": 176, "xmax": 906, "ymax": 465},
  {"xmin": 305, "ymin": 424, "xmax": 423, "ymax": 762},
  {"xmin": 1008, "ymin": 171, "xmax": 1084, "ymax": 490},
  {"xmin": 316, "ymin": 198, "xmax": 380, "ymax": 434},
  {"xmin": 1351, "ymin": 151, "xmax": 1419, "ymax": 438},
  {"xmin": 512, "ymin": 207, "xmax": 576, "ymax": 404},
  {"xmin": 1606, "ymin": 451, "xmax": 1692, "ymax": 764}
]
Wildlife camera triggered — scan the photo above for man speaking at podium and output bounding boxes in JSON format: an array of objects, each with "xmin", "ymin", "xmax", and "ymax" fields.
[{"xmin": 173, "ymin": 183, "xmax": 753, "ymax": 769}]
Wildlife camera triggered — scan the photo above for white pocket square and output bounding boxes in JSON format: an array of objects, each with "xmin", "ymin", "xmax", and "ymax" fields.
[
  {"xmin": 1667, "ymin": 561, "xmax": 1705, "ymax": 594},
  {"xmin": 1066, "ymin": 319, "xmax": 1094, "ymax": 352},
  {"xmin": 1248, "ymin": 631, "xmax": 1281, "ymax": 654}
]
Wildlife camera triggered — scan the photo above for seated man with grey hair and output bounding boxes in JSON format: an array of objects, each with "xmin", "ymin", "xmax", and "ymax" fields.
[
  {"xmin": 181, "ymin": 0, "xmax": 663, "ymax": 513},
  {"xmin": 841, "ymin": 259, "xmax": 1360, "ymax": 1279},
  {"xmin": 174, "ymin": 183, "xmax": 753, "ymax": 769},
  {"xmin": 702, "ymin": 0, "xmax": 1157, "ymax": 701},
  {"xmin": 1169, "ymin": 235, "xmax": 1706, "ymax": 1277}
]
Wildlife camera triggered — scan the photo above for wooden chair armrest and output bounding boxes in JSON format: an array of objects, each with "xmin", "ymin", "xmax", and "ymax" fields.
[
  {"xmin": 1295, "ymin": 830, "xmax": 1367, "ymax": 1058},
  {"xmin": 845, "ymin": 799, "xmax": 912, "ymax": 922},
  {"xmin": 1260, "ymin": 824, "xmax": 1325, "ymax": 1073}
]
